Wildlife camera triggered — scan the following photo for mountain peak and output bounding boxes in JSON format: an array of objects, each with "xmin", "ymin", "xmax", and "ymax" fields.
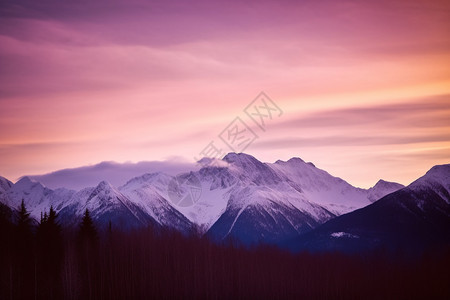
[
  {"xmin": 223, "ymin": 152, "xmax": 258, "ymax": 164},
  {"xmin": 411, "ymin": 164, "xmax": 450, "ymax": 190},
  {"xmin": 15, "ymin": 176, "xmax": 43, "ymax": 189},
  {"xmin": 373, "ymin": 179, "xmax": 404, "ymax": 189},
  {"xmin": 17, "ymin": 176, "xmax": 33, "ymax": 184},
  {"xmin": 96, "ymin": 180, "xmax": 114, "ymax": 191},
  {"xmin": 367, "ymin": 179, "xmax": 404, "ymax": 202},
  {"xmin": 425, "ymin": 164, "xmax": 450, "ymax": 178},
  {"xmin": 274, "ymin": 157, "xmax": 307, "ymax": 165},
  {"xmin": 222, "ymin": 152, "xmax": 282, "ymax": 185},
  {"xmin": 375, "ymin": 179, "xmax": 388, "ymax": 185},
  {"xmin": 87, "ymin": 180, "xmax": 122, "ymax": 204},
  {"xmin": 288, "ymin": 157, "xmax": 305, "ymax": 163},
  {"xmin": 0, "ymin": 176, "xmax": 13, "ymax": 192}
]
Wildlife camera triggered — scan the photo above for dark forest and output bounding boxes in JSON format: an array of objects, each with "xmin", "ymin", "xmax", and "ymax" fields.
[{"xmin": 1, "ymin": 202, "xmax": 449, "ymax": 300}]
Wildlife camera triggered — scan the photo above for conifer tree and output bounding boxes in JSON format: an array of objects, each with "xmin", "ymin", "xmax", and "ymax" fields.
[
  {"xmin": 77, "ymin": 209, "xmax": 99, "ymax": 299},
  {"xmin": 36, "ymin": 205, "xmax": 64, "ymax": 298},
  {"xmin": 17, "ymin": 199, "xmax": 32, "ymax": 235},
  {"xmin": 15, "ymin": 199, "xmax": 33, "ymax": 249},
  {"xmin": 79, "ymin": 209, "xmax": 98, "ymax": 243},
  {"xmin": 13, "ymin": 200, "xmax": 34, "ymax": 299},
  {"xmin": 37, "ymin": 206, "xmax": 61, "ymax": 242}
]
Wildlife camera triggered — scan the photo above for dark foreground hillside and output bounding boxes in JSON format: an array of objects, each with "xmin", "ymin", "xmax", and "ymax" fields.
[{"xmin": 1, "ymin": 203, "xmax": 449, "ymax": 300}]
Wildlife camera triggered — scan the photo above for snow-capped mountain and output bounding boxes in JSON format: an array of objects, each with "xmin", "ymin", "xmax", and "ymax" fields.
[
  {"xmin": 58, "ymin": 181, "xmax": 158, "ymax": 230},
  {"xmin": 269, "ymin": 157, "xmax": 377, "ymax": 215},
  {"xmin": 0, "ymin": 153, "xmax": 406, "ymax": 245},
  {"xmin": 0, "ymin": 176, "xmax": 192, "ymax": 232},
  {"xmin": 206, "ymin": 154, "xmax": 336, "ymax": 245},
  {"xmin": 0, "ymin": 176, "xmax": 13, "ymax": 193},
  {"xmin": 287, "ymin": 164, "xmax": 450, "ymax": 253},
  {"xmin": 118, "ymin": 174, "xmax": 193, "ymax": 232},
  {"xmin": 2, "ymin": 177, "xmax": 75, "ymax": 220},
  {"xmin": 205, "ymin": 153, "xmax": 404, "ymax": 245},
  {"xmin": 367, "ymin": 179, "xmax": 405, "ymax": 202},
  {"xmin": 206, "ymin": 184, "xmax": 333, "ymax": 245},
  {"xmin": 0, "ymin": 176, "xmax": 13, "ymax": 203}
]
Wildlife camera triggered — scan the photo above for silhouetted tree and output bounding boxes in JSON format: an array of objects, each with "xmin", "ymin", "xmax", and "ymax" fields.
[
  {"xmin": 1, "ymin": 203, "xmax": 449, "ymax": 300},
  {"xmin": 78, "ymin": 209, "xmax": 98, "ymax": 244},
  {"xmin": 13, "ymin": 200, "xmax": 34, "ymax": 299},
  {"xmin": 36, "ymin": 206, "xmax": 64, "ymax": 299},
  {"xmin": 0, "ymin": 202, "xmax": 13, "ymax": 241},
  {"xmin": 0, "ymin": 203, "xmax": 14, "ymax": 299},
  {"xmin": 77, "ymin": 209, "xmax": 99, "ymax": 299},
  {"xmin": 17, "ymin": 199, "xmax": 32, "ymax": 236},
  {"xmin": 37, "ymin": 206, "xmax": 62, "ymax": 244}
]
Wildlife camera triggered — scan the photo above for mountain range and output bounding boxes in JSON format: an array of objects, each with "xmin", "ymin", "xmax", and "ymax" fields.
[
  {"xmin": 1, "ymin": 152, "xmax": 448, "ymax": 253},
  {"xmin": 287, "ymin": 164, "xmax": 450, "ymax": 254}
]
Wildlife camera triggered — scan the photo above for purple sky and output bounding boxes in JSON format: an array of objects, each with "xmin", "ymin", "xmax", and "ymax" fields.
[{"xmin": 0, "ymin": 0, "xmax": 449, "ymax": 187}]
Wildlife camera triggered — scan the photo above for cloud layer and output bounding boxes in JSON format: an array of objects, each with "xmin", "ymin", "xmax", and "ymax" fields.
[{"xmin": 27, "ymin": 159, "xmax": 197, "ymax": 190}]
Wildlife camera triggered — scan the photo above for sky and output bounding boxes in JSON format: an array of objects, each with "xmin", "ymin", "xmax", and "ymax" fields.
[{"xmin": 0, "ymin": 0, "xmax": 449, "ymax": 188}]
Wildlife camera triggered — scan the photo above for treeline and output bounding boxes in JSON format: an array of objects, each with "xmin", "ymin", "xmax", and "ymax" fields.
[{"xmin": 1, "ymin": 201, "xmax": 449, "ymax": 300}]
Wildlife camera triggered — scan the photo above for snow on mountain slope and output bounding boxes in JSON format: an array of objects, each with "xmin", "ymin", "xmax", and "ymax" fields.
[
  {"xmin": 0, "ymin": 176, "xmax": 13, "ymax": 203},
  {"xmin": 0, "ymin": 176, "xmax": 13, "ymax": 193},
  {"xmin": 222, "ymin": 153, "xmax": 282, "ymax": 185},
  {"xmin": 268, "ymin": 158, "xmax": 403, "ymax": 215},
  {"xmin": 287, "ymin": 164, "xmax": 450, "ymax": 253},
  {"xmin": 58, "ymin": 180, "xmax": 157, "ymax": 229},
  {"xmin": 409, "ymin": 164, "xmax": 450, "ymax": 203},
  {"xmin": 120, "ymin": 168, "xmax": 236, "ymax": 230},
  {"xmin": 119, "ymin": 173, "xmax": 193, "ymax": 232},
  {"xmin": 4, "ymin": 177, "xmax": 75, "ymax": 219},
  {"xmin": 205, "ymin": 153, "xmax": 405, "ymax": 245},
  {"xmin": 0, "ymin": 153, "xmax": 406, "ymax": 241},
  {"xmin": 119, "ymin": 172, "xmax": 173, "ymax": 195},
  {"xmin": 205, "ymin": 154, "xmax": 336, "ymax": 244},
  {"xmin": 367, "ymin": 179, "xmax": 405, "ymax": 202},
  {"xmin": 169, "ymin": 179, "xmax": 233, "ymax": 230},
  {"xmin": 170, "ymin": 154, "xmax": 295, "ymax": 231},
  {"xmin": 0, "ymin": 174, "xmax": 191, "ymax": 231},
  {"xmin": 207, "ymin": 183, "xmax": 334, "ymax": 245}
]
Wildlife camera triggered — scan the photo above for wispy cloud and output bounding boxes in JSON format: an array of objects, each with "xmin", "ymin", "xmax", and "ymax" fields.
[
  {"xmin": 271, "ymin": 94, "xmax": 450, "ymax": 131},
  {"xmin": 26, "ymin": 159, "xmax": 197, "ymax": 190}
]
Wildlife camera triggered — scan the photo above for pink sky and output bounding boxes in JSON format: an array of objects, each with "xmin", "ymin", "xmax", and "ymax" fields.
[{"xmin": 0, "ymin": 0, "xmax": 449, "ymax": 187}]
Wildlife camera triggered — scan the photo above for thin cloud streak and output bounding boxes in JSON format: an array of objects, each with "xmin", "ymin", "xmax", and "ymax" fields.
[
  {"xmin": 273, "ymin": 94, "xmax": 450, "ymax": 130},
  {"xmin": 253, "ymin": 134, "xmax": 450, "ymax": 149}
]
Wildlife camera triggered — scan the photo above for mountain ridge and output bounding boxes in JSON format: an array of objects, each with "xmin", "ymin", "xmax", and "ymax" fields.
[
  {"xmin": 0, "ymin": 153, "xmax": 428, "ymax": 247},
  {"xmin": 285, "ymin": 164, "xmax": 450, "ymax": 253}
]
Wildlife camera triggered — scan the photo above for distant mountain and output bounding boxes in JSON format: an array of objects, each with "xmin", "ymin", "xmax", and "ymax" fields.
[
  {"xmin": 118, "ymin": 174, "xmax": 193, "ymax": 232},
  {"xmin": 286, "ymin": 164, "xmax": 450, "ymax": 254},
  {"xmin": 269, "ymin": 157, "xmax": 403, "ymax": 214},
  {"xmin": 57, "ymin": 181, "xmax": 158, "ymax": 230},
  {"xmin": 0, "ymin": 176, "xmax": 192, "ymax": 232},
  {"xmin": 2, "ymin": 177, "xmax": 74, "ymax": 219},
  {"xmin": 206, "ymin": 153, "xmax": 403, "ymax": 245},
  {"xmin": 0, "ymin": 176, "xmax": 13, "ymax": 204},
  {"xmin": 0, "ymin": 153, "xmax": 406, "ymax": 245},
  {"xmin": 367, "ymin": 179, "xmax": 404, "ymax": 202},
  {"xmin": 0, "ymin": 176, "xmax": 13, "ymax": 193},
  {"xmin": 206, "ymin": 154, "xmax": 335, "ymax": 245}
]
